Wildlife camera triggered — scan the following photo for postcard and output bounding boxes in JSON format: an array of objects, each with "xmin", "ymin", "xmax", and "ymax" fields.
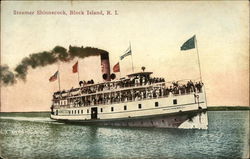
[{"xmin": 0, "ymin": 1, "xmax": 249, "ymax": 159}]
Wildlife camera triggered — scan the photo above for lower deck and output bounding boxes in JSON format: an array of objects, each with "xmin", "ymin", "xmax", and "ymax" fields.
[
  {"xmin": 51, "ymin": 92, "xmax": 206, "ymax": 122},
  {"xmin": 52, "ymin": 109, "xmax": 208, "ymax": 129}
]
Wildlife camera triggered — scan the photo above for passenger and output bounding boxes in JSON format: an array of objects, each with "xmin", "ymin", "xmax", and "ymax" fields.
[
  {"xmin": 135, "ymin": 76, "xmax": 140, "ymax": 86},
  {"xmin": 156, "ymin": 88, "xmax": 160, "ymax": 98}
]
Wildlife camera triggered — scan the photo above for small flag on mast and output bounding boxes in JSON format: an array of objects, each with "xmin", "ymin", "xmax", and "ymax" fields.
[
  {"xmin": 120, "ymin": 46, "xmax": 132, "ymax": 60},
  {"xmin": 113, "ymin": 62, "xmax": 120, "ymax": 72},
  {"xmin": 181, "ymin": 35, "xmax": 196, "ymax": 51},
  {"xmin": 72, "ymin": 61, "xmax": 78, "ymax": 73},
  {"xmin": 49, "ymin": 71, "xmax": 58, "ymax": 82}
]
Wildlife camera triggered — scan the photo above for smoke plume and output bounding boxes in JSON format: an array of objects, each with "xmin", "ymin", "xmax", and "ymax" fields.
[
  {"xmin": 0, "ymin": 65, "xmax": 16, "ymax": 86},
  {"xmin": 0, "ymin": 45, "xmax": 108, "ymax": 86}
]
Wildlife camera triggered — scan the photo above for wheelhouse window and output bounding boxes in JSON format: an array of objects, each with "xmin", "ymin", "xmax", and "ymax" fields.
[
  {"xmin": 111, "ymin": 107, "xmax": 114, "ymax": 112},
  {"xmin": 87, "ymin": 109, "xmax": 89, "ymax": 113},
  {"xmin": 100, "ymin": 108, "xmax": 103, "ymax": 112},
  {"xmin": 81, "ymin": 110, "xmax": 83, "ymax": 114},
  {"xmin": 124, "ymin": 105, "xmax": 127, "ymax": 110}
]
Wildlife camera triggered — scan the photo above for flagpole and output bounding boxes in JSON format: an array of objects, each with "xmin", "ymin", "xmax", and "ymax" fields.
[
  {"xmin": 119, "ymin": 62, "xmax": 122, "ymax": 79},
  {"xmin": 78, "ymin": 68, "xmax": 80, "ymax": 84},
  {"xmin": 119, "ymin": 69, "xmax": 122, "ymax": 79},
  {"xmin": 130, "ymin": 41, "xmax": 135, "ymax": 73},
  {"xmin": 77, "ymin": 59, "xmax": 80, "ymax": 84},
  {"xmin": 195, "ymin": 36, "xmax": 207, "ymax": 106},
  {"xmin": 57, "ymin": 63, "xmax": 61, "ymax": 91},
  {"xmin": 195, "ymin": 36, "xmax": 202, "ymax": 82}
]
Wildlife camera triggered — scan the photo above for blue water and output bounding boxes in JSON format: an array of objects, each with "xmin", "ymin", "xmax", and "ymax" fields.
[{"xmin": 0, "ymin": 111, "xmax": 249, "ymax": 159}]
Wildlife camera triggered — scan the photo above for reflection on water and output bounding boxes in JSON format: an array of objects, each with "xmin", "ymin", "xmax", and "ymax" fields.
[{"xmin": 0, "ymin": 111, "xmax": 249, "ymax": 159}]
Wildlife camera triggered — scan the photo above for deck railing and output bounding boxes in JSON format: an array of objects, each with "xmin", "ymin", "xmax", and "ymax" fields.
[{"xmin": 52, "ymin": 87, "xmax": 203, "ymax": 109}]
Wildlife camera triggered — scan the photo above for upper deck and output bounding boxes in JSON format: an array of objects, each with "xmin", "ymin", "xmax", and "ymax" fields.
[
  {"xmin": 53, "ymin": 71, "xmax": 164, "ymax": 98},
  {"xmin": 52, "ymin": 71, "xmax": 204, "ymax": 109}
]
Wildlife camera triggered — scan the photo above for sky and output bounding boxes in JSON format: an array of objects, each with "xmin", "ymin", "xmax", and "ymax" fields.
[{"xmin": 1, "ymin": 1, "xmax": 249, "ymax": 112}]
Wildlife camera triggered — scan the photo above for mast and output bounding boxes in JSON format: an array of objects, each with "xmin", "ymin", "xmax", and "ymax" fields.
[
  {"xmin": 195, "ymin": 36, "xmax": 202, "ymax": 82},
  {"xmin": 77, "ymin": 59, "xmax": 80, "ymax": 84},
  {"xmin": 119, "ymin": 62, "xmax": 122, "ymax": 78},
  {"xmin": 195, "ymin": 36, "xmax": 207, "ymax": 106},
  {"xmin": 130, "ymin": 42, "xmax": 135, "ymax": 73},
  {"xmin": 58, "ymin": 63, "xmax": 61, "ymax": 91}
]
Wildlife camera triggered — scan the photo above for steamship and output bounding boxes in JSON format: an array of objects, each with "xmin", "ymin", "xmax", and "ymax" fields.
[{"xmin": 50, "ymin": 52, "xmax": 208, "ymax": 129}]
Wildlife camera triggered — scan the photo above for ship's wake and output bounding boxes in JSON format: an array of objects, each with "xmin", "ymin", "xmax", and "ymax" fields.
[{"xmin": 0, "ymin": 116, "xmax": 63, "ymax": 124}]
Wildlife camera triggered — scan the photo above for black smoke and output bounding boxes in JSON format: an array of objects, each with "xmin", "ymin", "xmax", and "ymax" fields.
[
  {"xmin": 0, "ymin": 45, "xmax": 108, "ymax": 86},
  {"xmin": 0, "ymin": 65, "xmax": 16, "ymax": 86}
]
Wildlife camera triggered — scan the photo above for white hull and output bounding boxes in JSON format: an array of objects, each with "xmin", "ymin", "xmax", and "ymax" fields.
[
  {"xmin": 52, "ymin": 110, "xmax": 208, "ymax": 129},
  {"xmin": 51, "ymin": 91, "xmax": 208, "ymax": 129}
]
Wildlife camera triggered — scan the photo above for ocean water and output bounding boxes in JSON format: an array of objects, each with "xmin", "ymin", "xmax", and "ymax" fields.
[{"xmin": 0, "ymin": 111, "xmax": 249, "ymax": 159}]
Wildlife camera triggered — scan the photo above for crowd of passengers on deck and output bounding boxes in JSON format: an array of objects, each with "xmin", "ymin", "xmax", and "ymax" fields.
[
  {"xmin": 80, "ymin": 77, "xmax": 165, "ymax": 94},
  {"xmin": 53, "ymin": 76, "xmax": 165, "ymax": 97},
  {"xmin": 53, "ymin": 79, "xmax": 203, "ymax": 107}
]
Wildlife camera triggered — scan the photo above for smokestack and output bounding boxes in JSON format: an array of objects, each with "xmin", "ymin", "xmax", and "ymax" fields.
[{"xmin": 100, "ymin": 52, "xmax": 111, "ymax": 81}]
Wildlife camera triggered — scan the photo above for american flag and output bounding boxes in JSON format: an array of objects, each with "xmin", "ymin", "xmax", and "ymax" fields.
[{"xmin": 49, "ymin": 71, "xmax": 58, "ymax": 82}]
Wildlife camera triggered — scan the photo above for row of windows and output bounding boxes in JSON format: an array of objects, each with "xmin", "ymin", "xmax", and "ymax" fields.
[
  {"xmin": 58, "ymin": 98, "xmax": 178, "ymax": 107},
  {"xmin": 69, "ymin": 109, "xmax": 90, "ymax": 114},
  {"xmin": 68, "ymin": 99, "xmax": 178, "ymax": 114}
]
